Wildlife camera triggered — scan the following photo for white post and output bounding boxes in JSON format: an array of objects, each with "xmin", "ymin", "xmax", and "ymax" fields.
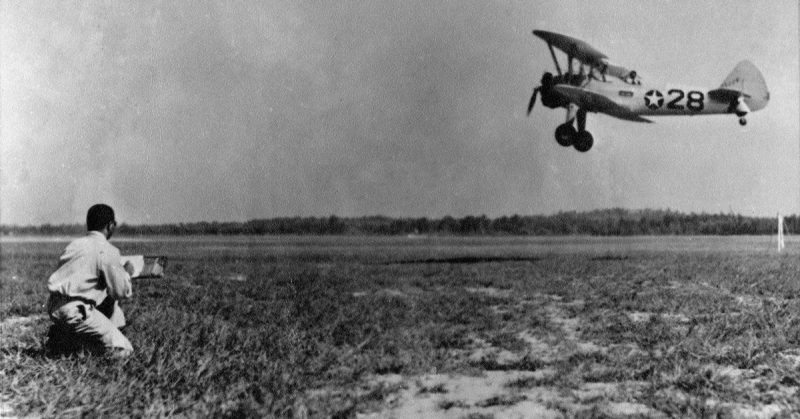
[{"xmin": 778, "ymin": 212, "xmax": 785, "ymax": 252}]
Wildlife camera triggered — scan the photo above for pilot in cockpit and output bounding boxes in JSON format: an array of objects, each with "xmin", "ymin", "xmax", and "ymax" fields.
[{"xmin": 626, "ymin": 71, "xmax": 642, "ymax": 85}]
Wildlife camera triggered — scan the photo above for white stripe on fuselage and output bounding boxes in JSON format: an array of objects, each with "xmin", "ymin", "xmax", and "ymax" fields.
[{"xmin": 583, "ymin": 78, "xmax": 729, "ymax": 116}]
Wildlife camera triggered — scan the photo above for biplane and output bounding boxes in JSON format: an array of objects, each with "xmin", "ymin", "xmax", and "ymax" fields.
[{"xmin": 527, "ymin": 30, "xmax": 770, "ymax": 152}]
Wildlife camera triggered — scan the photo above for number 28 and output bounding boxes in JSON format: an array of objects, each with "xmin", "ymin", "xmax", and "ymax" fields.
[{"xmin": 667, "ymin": 89, "xmax": 704, "ymax": 111}]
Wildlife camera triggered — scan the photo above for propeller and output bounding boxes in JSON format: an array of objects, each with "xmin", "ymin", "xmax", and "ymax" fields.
[
  {"xmin": 527, "ymin": 86, "xmax": 540, "ymax": 116},
  {"xmin": 527, "ymin": 72, "xmax": 554, "ymax": 116}
]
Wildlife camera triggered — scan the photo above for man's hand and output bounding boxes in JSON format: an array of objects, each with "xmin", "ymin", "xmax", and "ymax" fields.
[{"xmin": 123, "ymin": 261, "xmax": 135, "ymax": 276}]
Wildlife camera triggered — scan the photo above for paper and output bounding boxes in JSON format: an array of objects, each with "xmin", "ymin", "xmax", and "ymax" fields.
[{"xmin": 120, "ymin": 255, "xmax": 167, "ymax": 279}]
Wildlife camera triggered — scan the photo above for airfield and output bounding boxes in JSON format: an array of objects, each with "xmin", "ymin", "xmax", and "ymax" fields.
[{"xmin": 2, "ymin": 235, "xmax": 800, "ymax": 417}]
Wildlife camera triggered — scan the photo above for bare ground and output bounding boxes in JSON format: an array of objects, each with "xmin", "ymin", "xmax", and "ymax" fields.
[{"xmin": 309, "ymin": 290, "xmax": 797, "ymax": 418}]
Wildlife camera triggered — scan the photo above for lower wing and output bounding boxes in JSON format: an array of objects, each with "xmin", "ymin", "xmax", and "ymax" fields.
[{"xmin": 552, "ymin": 85, "xmax": 652, "ymax": 123}]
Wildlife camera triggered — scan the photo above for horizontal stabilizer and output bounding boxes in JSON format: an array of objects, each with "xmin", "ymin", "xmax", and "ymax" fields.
[
  {"xmin": 552, "ymin": 85, "xmax": 652, "ymax": 123},
  {"xmin": 716, "ymin": 60, "xmax": 769, "ymax": 111},
  {"xmin": 708, "ymin": 88, "xmax": 751, "ymax": 102}
]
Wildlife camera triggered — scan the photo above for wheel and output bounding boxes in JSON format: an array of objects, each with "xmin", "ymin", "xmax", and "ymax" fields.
[
  {"xmin": 554, "ymin": 123, "xmax": 576, "ymax": 147},
  {"xmin": 739, "ymin": 117, "xmax": 747, "ymax": 126},
  {"xmin": 573, "ymin": 130, "xmax": 593, "ymax": 152}
]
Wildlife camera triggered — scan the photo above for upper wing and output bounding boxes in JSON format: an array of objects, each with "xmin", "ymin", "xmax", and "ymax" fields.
[
  {"xmin": 534, "ymin": 30, "xmax": 641, "ymax": 84},
  {"xmin": 552, "ymin": 85, "xmax": 653, "ymax": 123},
  {"xmin": 533, "ymin": 30, "xmax": 607, "ymax": 67}
]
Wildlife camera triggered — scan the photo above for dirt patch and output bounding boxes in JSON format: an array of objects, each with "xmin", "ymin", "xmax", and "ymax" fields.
[
  {"xmin": 465, "ymin": 287, "xmax": 512, "ymax": 298},
  {"xmin": 517, "ymin": 331, "xmax": 555, "ymax": 362},
  {"xmin": 627, "ymin": 311, "xmax": 691, "ymax": 324},
  {"xmin": 728, "ymin": 403, "xmax": 784, "ymax": 419},
  {"xmin": 778, "ymin": 349, "xmax": 800, "ymax": 369},
  {"xmin": 0, "ymin": 401, "xmax": 18, "ymax": 419},
  {"xmin": 358, "ymin": 371, "xmax": 563, "ymax": 419},
  {"xmin": 356, "ymin": 372, "xmax": 666, "ymax": 419},
  {"xmin": 603, "ymin": 401, "xmax": 661, "ymax": 417},
  {"xmin": 0, "ymin": 315, "xmax": 43, "ymax": 332},
  {"xmin": 352, "ymin": 294, "xmax": 654, "ymax": 417},
  {"xmin": 321, "ymin": 292, "xmax": 797, "ymax": 418},
  {"xmin": 351, "ymin": 289, "xmax": 408, "ymax": 298},
  {"xmin": 546, "ymin": 304, "xmax": 579, "ymax": 340},
  {"xmin": 376, "ymin": 289, "xmax": 408, "ymax": 298}
]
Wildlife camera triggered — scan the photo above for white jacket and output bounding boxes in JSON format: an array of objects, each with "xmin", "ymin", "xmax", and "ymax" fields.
[{"xmin": 47, "ymin": 231, "xmax": 132, "ymax": 307}]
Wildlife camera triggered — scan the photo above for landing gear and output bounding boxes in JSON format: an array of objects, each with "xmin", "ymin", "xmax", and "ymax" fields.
[
  {"xmin": 553, "ymin": 108, "xmax": 593, "ymax": 152},
  {"xmin": 555, "ymin": 123, "xmax": 576, "ymax": 147},
  {"xmin": 732, "ymin": 96, "xmax": 750, "ymax": 126},
  {"xmin": 573, "ymin": 130, "xmax": 594, "ymax": 152},
  {"xmin": 554, "ymin": 123, "xmax": 593, "ymax": 152}
]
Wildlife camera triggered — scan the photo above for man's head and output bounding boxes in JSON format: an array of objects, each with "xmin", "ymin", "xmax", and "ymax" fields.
[{"xmin": 86, "ymin": 204, "xmax": 116, "ymax": 238}]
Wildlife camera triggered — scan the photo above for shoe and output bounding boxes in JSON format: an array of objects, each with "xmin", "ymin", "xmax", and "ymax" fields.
[{"xmin": 106, "ymin": 347, "xmax": 132, "ymax": 359}]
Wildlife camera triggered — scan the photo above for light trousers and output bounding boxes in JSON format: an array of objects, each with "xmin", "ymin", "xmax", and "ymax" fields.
[{"xmin": 48, "ymin": 295, "xmax": 133, "ymax": 355}]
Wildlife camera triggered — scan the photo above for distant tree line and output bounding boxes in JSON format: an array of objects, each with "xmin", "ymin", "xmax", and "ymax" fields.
[{"xmin": 1, "ymin": 209, "xmax": 796, "ymax": 236}]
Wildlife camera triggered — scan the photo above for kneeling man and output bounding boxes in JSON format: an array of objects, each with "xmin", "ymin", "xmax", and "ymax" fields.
[{"xmin": 46, "ymin": 204, "xmax": 134, "ymax": 357}]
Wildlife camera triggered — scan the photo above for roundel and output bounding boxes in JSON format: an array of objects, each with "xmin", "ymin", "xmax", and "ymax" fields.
[{"xmin": 644, "ymin": 90, "xmax": 663, "ymax": 110}]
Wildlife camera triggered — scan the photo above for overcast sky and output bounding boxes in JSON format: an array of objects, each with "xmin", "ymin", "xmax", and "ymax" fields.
[{"xmin": 2, "ymin": 0, "xmax": 798, "ymax": 224}]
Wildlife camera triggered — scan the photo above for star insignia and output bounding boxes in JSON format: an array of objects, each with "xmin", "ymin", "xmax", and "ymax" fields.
[{"xmin": 644, "ymin": 90, "xmax": 663, "ymax": 110}]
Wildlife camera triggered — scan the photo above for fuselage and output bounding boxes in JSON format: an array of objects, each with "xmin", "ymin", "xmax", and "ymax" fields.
[{"xmin": 578, "ymin": 76, "xmax": 765, "ymax": 117}]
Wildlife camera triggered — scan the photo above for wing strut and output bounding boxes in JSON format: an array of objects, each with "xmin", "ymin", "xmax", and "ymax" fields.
[
  {"xmin": 567, "ymin": 55, "xmax": 573, "ymax": 76},
  {"xmin": 577, "ymin": 108, "xmax": 587, "ymax": 132},
  {"xmin": 546, "ymin": 43, "xmax": 562, "ymax": 76}
]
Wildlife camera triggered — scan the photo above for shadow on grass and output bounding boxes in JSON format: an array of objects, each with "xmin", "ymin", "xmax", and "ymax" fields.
[
  {"xmin": 29, "ymin": 325, "xmax": 108, "ymax": 359},
  {"xmin": 589, "ymin": 255, "xmax": 629, "ymax": 261},
  {"xmin": 0, "ymin": 345, "xmax": 46, "ymax": 359},
  {"xmin": 386, "ymin": 257, "xmax": 541, "ymax": 265},
  {"xmin": 0, "ymin": 338, "xmax": 81, "ymax": 361},
  {"xmin": 4, "ymin": 330, "xmax": 131, "ymax": 362}
]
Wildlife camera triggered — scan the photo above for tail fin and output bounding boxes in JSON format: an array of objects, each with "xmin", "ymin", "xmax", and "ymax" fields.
[{"xmin": 718, "ymin": 60, "xmax": 769, "ymax": 111}]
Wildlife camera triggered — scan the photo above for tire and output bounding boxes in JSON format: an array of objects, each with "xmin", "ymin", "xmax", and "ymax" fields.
[
  {"xmin": 573, "ymin": 130, "xmax": 593, "ymax": 152},
  {"xmin": 554, "ymin": 124, "xmax": 576, "ymax": 147}
]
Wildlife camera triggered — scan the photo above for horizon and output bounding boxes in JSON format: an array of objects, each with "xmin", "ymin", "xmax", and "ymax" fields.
[{"xmin": 1, "ymin": 207, "xmax": 795, "ymax": 228}]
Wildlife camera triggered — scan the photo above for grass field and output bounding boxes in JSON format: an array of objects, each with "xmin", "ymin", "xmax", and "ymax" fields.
[{"xmin": 2, "ymin": 235, "xmax": 800, "ymax": 418}]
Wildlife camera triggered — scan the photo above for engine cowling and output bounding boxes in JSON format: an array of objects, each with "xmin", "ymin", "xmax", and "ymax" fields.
[{"xmin": 539, "ymin": 72, "xmax": 570, "ymax": 109}]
